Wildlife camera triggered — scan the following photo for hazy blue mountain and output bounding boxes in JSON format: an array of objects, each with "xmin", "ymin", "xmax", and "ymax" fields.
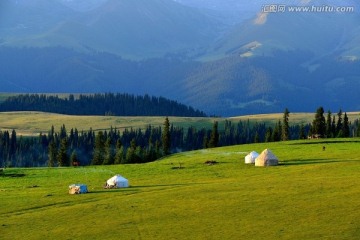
[
  {"xmin": 201, "ymin": 0, "xmax": 360, "ymax": 60},
  {"xmin": 0, "ymin": 0, "xmax": 223, "ymax": 59},
  {"xmin": 0, "ymin": 0, "xmax": 360, "ymax": 116}
]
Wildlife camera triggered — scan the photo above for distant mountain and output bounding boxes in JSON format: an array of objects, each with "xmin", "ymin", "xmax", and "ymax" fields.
[
  {"xmin": 0, "ymin": 0, "xmax": 223, "ymax": 59},
  {"xmin": 207, "ymin": 6, "xmax": 360, "ymax": 61},
  {"xmin": 0, "ymin": 0, "xmax": 360, "ymax": 116}
]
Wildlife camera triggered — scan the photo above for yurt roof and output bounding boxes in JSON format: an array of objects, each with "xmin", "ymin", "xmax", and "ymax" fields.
[{"xmin": 257, "ymin": 149, "xmax": 278, "ymax": 160}]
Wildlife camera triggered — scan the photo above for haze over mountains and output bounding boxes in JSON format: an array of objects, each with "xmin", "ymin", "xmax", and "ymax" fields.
[{"xmin": 0, "ymin": 0, "xmax": 359, "ymax": 116}]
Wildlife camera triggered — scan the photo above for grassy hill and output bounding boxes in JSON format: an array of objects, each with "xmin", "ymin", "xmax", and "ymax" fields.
[
  {"xmin": 0, "ymin": 111, "xmax": 221, "ymax": 136},
  {"xmin": 1, "ymin": 111, "xmax": 359, "ymax": 136},
  {"xmin": 1, "ymin": 138, "xmax": 360, "ymax": 239}
]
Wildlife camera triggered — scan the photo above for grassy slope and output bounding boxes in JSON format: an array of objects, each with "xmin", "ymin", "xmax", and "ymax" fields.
[
  {"xmin": 1, "ymin": 138, "xmax": 360, "ymax": 240},
  {"xmin": 1, "ymin": 111, "xmax": 359, "ymax": 136},
  {"xmin": 0, "ymin": 111, "xmax": 221, "ymax": 135}
]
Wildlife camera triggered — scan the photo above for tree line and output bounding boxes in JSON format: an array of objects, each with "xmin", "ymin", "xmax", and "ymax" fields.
[
  {"xmin": 0, "ymin": 93, "xmax": 207, "ymax": 117},
  {"xmin": 0, "ymin": 108, "xmax": 359, "ymax": 168},
  {"xmin": 310, "ymin": 107, "xmax": 355, "ymax": 138}
]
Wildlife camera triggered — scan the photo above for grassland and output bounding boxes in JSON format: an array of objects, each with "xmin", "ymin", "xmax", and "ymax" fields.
[
  {"xmin": 1, "ymin": 111, "xmax": 359, "ymax": 136},
  {"xmin": 1, "ymin": 138, "xmax": 360, "ymax": 240},
  {"xmin": 0, "ymin": 111, "xmax": 221, "ymax": 136}
]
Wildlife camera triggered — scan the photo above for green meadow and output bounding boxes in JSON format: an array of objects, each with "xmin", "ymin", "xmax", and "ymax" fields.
[
  {"xmin": 1, "ymin": 138, "xmax": 360, "ymax": 240},
  {"xmin": 1, "ymin": 111, "xmax": 359, "ymax": 136},
  {"xmin": 0, "ymin": 111, "xmax": 220, "ymax": 136}
]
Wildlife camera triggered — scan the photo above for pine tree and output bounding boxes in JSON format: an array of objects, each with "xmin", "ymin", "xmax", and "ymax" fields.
[
  {"xmin": 114, "ymin": 139, "xmax": 123, "ymax": 164},
  {"xmin": 60, "ymin": 124, "xmax": 67, "ymax": 140},
  {"xmin": 48, "ymin": 140, "xmax": 57, "ymax": 167},
  {"xmin": 272, "ymin": 121, "xmax": 281, "ymax": 142},
  {"xmin": 103, "ymin": 137, "xmax": 114, "ymax": 165},
  {"xmin": 254, "ymin": 131, "xmax": 260, "ymax": 143},
  {"xmin": 125, "ymin": 138, "xmax": 137, "ymax": 163},
  {"xmin": 162, "ymin": 117, "xmax": 171, "ymax": 155},
  {"xmin": 331, "ymin": 115, "xmax": 336, "ymax": 137},
  {"xmin": 203, "ymin": 135, "xmax": 209, "ymax": 148},
  {"xmin": 336, "ymin": 109, "xmax": 343, "ymax": 137},
  {"xmin": 208, "ymin": 121, "xmax": 219, "ymax": 148},
  {"xmin": 282, "ymin": 108, "xmax": 290, "ymax": 141},
  {"xmin": 299, "ymin": 124, "xmax": 306, "ymax": 139},
  {"xmin": 325, "ymin": 111, "xmax": 332, "ymax": 138},
  {"xmin": 342, "ymin": 112, "xmax": 350, "ymax": 137},
  {"xmin": 265, "ymin": 127, "xmax": 273, "ymax": 142},
  {"xmin": 312, "ymin": 107, "xmax": 326, "ymax": 137},
  {"xmin": 57, "ymin": 138, "xmax": 69, "ymax": 166},
  {"xmin": 135, "ymin": 146, "xmax": 143, "ymax": 163},
  {"xmin": 92, "ymin": 131, "xmax": 105, "ymax": 165}
]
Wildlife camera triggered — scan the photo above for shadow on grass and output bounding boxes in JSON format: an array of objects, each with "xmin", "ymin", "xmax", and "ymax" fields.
[
  {"xmin": 280, "ymin": 158, "xmax": 358, "ymax": 166},
  {"xmin": 289, "ymin": 140, "xmax": 360, "ymax": 145},
  {"xmin": 88, "ymin": 183, "xmax": 203, "ymax": 194},
  {"xmin": 0, "ymin": 173, "xmax": 26, "ymax": 178}
]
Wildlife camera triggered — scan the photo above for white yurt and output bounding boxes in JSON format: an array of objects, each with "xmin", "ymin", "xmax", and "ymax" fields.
[
  {"xmin": 255, "ymin": 149, "xmax": 279, "ymax": 167},
  {"xmin": 244, "ymin": 151, "xmax": 259, "ymax": 164},
  {"xmin": 69, "ymin": 184, "xmax": 88, "ymax": 194},
  {"xmin": 106, "ymin": 175, "xmax": 129, "ymax": 188}
]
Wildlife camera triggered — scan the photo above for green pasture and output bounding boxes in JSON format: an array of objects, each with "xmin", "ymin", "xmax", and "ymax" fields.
[
  {"xmin": 1, "ymin": 111, "xmax": 359, "ymax": 137},
  {"xmin": 0, "ymin": 111, "xmax": 219, "ymax": 136},
  {"xmin": 1, "ymin": 138, "xmax": 360, "ymax": 240}
]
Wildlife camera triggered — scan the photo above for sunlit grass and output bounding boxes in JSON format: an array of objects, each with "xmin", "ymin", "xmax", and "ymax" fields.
[{"xmin": 1, "ymin": 139, "xmax": 360, "ymax": 239}]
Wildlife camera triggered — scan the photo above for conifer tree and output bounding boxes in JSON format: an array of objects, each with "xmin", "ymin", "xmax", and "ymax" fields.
[
  {"xmin": 326, "ymin": 110, "xmax": 332, "ymax": 138},
  {"xmin": 203, "ymin": 135, "xmax": 209, "ymax": 148},
  {"xmin": 299, "ymin": 123, "xmax": 306, "ymax": 139},
  {"xmin": 208, "ymin": 121, "xmax": 219, "ymax": 148},
  {"xmin": 331, "ymin": 115, "xmax": 336, "ymax": 137},
  {"xmin": 265, "ymin": 127, "xmax": 273, "ymax": 142},
  {"xmin": 282, "ymin": 108, "xmax": 290, "ymax": 141},
  {"xmin": 114, "ymin": 139, "xmax": 124, "ymax": 164},
  {"xmin": 57, "ymin": 138, "xmax": 69, "ymax": 166},
  {"xmin": 60, "ymin": 124, "xmax": 67, "ymax": 140},
  {"xmin": 342, "ymin": 112, "xmax": 350, "ymax": 137},
  {"xmin": 48, "ymin": 140, "xmax": 57, "ymax": 167},
  {"xmin": 162, "ymin": 117, "xmax": 171, "ymax": 155},
  {"xmin": 254, "ymin": 131, "xmax": 260, "ymax": 143},
  {"xmin": 312, "ymin": 107, "xmax": 326, "ymax": 137},
  {"xmin": 125, "ymin": 138, "xmax": 137, "ymax": 163},
  {"xmin": 103, "ymin": 137, "xmax": 114, "ymax": 165},
  {"xmin": 92, "ymin": 131, "xmax": 105, "ymax": 165},
  {"xmin": 336, "ymin": 109, "xmax": 343, "ymax": 137},
  {"xmin": 272, "ymin": 121, "xmax": 281, "ymax": 142}
]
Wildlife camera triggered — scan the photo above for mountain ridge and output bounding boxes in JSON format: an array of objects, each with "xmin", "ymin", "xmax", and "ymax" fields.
[{"xmin": 0, "ymin": 0, "xmax": 360, "ymax": 116}]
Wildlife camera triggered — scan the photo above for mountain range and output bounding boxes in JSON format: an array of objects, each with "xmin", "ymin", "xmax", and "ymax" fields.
[{"xmin": 0, "ymin": 0, "xmax": 359, "ymax": 116}]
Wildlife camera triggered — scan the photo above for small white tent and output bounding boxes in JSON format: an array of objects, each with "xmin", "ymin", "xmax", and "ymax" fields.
[
  {"xmin": 255, "ymin": 149, "xmax": 279, "ymax": 167},
  {"xmin": 106, "ymin": 175, "xmax": 129, "ymax": 188},
  {"xmin": 245, "ymin": 151, "xmax": 259, "ymax": 164}
]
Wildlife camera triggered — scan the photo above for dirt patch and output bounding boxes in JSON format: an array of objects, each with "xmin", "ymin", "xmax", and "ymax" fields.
[{"xmin": 204, "ymin": 160, "xmax": 218, "ymax": 165}]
